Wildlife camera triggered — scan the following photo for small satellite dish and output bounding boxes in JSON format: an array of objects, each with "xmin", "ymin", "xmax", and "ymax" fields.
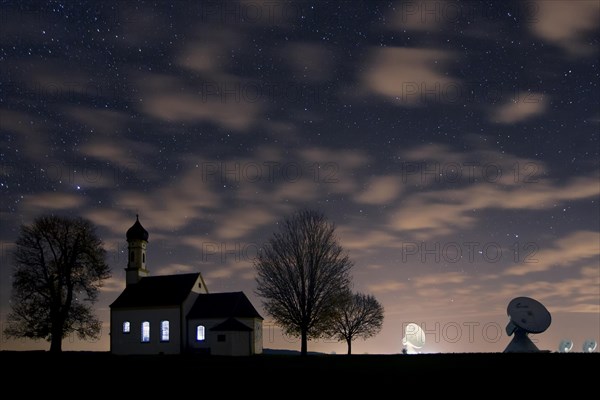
[
  {"xmin": 582, "ymin": 340, "xmax": 597, "ymax": 353},
  {"xmin": 558, "ymin": 340, "xmax": 573, "ymax": 353},
  {"xmin": 402, "ymin": 323, "xmax": 425, "ymax": 354},
  {"xmin": 503, "ymin": 297, "xmax": 551, "ymax": 353}
]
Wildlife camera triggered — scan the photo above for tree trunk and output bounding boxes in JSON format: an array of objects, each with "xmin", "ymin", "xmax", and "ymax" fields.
[
  {"xmin": 49, "ymin": 319, "xmax": 63, "ymax": 353},
  {"xmin": 347, "ymin": 338, "xmax": 352, "ymax": 355},
  {"xmin": 301, "ymin": 329, "xmax": 308, "ymax": 356}
]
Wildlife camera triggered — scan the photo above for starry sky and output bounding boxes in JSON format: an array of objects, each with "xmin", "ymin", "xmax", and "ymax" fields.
[{"xmin": 1, "ymin": 0, "xmax": 599, "ymax": 353}]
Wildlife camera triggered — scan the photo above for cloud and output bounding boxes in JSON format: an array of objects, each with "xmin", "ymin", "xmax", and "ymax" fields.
[
  {"xmin": 80, "ymin": 142, "xmax": 140, "ymax": 170},
  {"xmin": 367, "ymin": 280, "xmax": 407, "ymax": 294},
  {"xmin": 155, "ymin": 263, "xmax": 195, "ymax": 276},
  {"xmin": 388, "ymin": 173, "xmax": 600, "ymax": 239},
  {"xmin": 486, "ymin": 265, "xmax": 600, "ymax": 313},
  {"xmin": 177, "ymin": 28, "xmax": 242, "ymax": 73},
  {"xmin": 504, "ymin": 231, "xmax": 600, "ymax": 276},
  {"xmin": 98, "ymin": 277, "xmax": 125, "ymax": 293},
  {"xmin": 281, "ymin": 42, "xmax": 335, "ymax": 82},
  {"xmin": 134, "ymin": 72, "xmax": 262, "ymax": 130},
  {"xmin": 23, "ymin": 192, "xmax": 86, "ymax": 211},
  {"xmin": 214, "ymin": 207, "xmax": 277, "ymax": 239},
  {"xmin": 355, "ymin": 175, "xmax": 402, "ymax": 205},
  {"xmin": 180, "ymin": 235, "xmax": 224, "ymax": 253},
  {"xmin": 361, "ymin": 47, "xmax": 458, "ymax": 106},
  {"xmin": 270, "ymin": 179, "xmax": 321, "ymax": 202},
  {"xmin": 336, "ymin": 225, "xmax": 399, "ymax": 251},
  {"xmin": 401, "ymin": 143, "xmax": 467, "ymax": 163},
  {"xmin": 397, "ymin": 143, "xmax": 548, "ymax": 187},
  {"xmin": 84, "ymin": 208, "xmax": 133, "ymax": 237},
  {"xmin": 240, "ymin": 270, "xmax": 255, "ymax": 280},
  {"xmin": 530, "ymin": 0, "xmax": 600, "ymax": 56},
  {"xmin": 116, "ymin": 164, "xmax": 219, "ymax": 231},
  {"xmin": 490, "ymin": 93, "xmax": 548, "ymax": 123},
  {"xmin": 199, "ymin": 256, "xmax": 256, "ymax": 288},
  {"xmin": 389, "ymin": 200, "xmax": 473, "ymax": 238},
  {"xmin": 413, "ymin": 271, "xmax": 468, "ymax": 287},
  {"xmin": 399, "ymin": 143, "xmax": 549, "ymax": 182},
  {"xmin": 204, "ymin": 268, "xmax": 234, "ymax": 280}
]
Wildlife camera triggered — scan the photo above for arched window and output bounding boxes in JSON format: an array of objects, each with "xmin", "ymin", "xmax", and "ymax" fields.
[
  {"xmin": 122, "ymin": 321, "xmax": 130, "ymax": 333},
  {"xmin": 143, "ymin": 253, "xmax": 145, "ymax": 263},
  {"xmin": 130, "ymin": 251, "xmax": 134, "ymax": 262},
  {"xmin": 141, "ymin": 321, "xmax": 150, "ymax": 342},
  {"xmin": 160, "ymin": 321, "xmax": 170, "ymax": 342},
  {"xmin": 196, "ymin": 325, "xmax": 205, "ymax": 341}
]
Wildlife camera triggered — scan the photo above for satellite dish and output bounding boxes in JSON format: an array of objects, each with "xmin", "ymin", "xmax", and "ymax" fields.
[
  {"xmin": 503, "ymin": 297, "xmax": 551, "ymax": 353},
  {"xmin": 402, "ymin": 323, "xmax": 425, "ymax": 354},
  {"xmin": 582, "ymin": 340, "xmax": 597, "ymax": 353},
  {"xmin": 558, "ymin": 340, "xmax": 573, "ymax": 353}
]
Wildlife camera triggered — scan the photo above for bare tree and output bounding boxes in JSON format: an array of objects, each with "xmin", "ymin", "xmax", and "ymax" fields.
[
  {"xmin": 254, "ymin": 210, "xmax": 352, "ymax": 356},
  {"xmin": 4, "ymin": 215, "xmax": 110, "ymax": 352},
  {"xmin": 330, "ymin": 291, "xmax": 384, "ymax": 354}
]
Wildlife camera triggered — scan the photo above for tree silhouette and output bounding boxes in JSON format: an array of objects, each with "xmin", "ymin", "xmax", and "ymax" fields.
[
  {"xmin": 329, "ymin": 291, "xmax": 384, "ymax": 354},
  {"xmin": 254, "ymin": 210, "xmax": 352, "ymax": 356},
  {"xmin": 4, "ymin": 215, "xmax": 110, "ymax": 352}
]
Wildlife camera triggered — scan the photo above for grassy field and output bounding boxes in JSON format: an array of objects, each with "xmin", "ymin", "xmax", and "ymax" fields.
[{"xmin": 1, "ymin": 351, "xmax": 596, "ymax": 384}]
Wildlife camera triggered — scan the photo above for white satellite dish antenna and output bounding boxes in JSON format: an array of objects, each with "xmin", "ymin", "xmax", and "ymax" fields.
[
  {"xmin": 582, "ymin": 340, "xmax": 597, "ymax": 353},
  {"xmin": 558, "ymin": 340, "xmax": 573, "ymax": 353},
  {"xmin": 402, "ymin": 323, "xmax": 425, "ymax": 354},
  {"xmin": 503, "ymin": 297, "xmax": 551, "ymax": 353}
]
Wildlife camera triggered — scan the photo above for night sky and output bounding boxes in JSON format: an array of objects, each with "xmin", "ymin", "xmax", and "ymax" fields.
[{"xmin": 1, "ymin": 1, "xmax": 598, "ymax": 353}]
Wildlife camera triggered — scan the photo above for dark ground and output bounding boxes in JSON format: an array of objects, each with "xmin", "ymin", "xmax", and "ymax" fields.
[{"xmin": 1, "ymin": 351, "xmax": 596, "ymax": 391}]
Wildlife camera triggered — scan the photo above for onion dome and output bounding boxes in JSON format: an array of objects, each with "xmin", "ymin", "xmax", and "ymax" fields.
[{"xmin": 126, "ymin": 215, "xmax": 149, "ymax": 242}]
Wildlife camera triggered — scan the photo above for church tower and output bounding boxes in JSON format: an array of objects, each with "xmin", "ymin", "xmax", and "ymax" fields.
[{"xmin": 125, "ymin": 215, "xmax": 149, "ymax": 286}]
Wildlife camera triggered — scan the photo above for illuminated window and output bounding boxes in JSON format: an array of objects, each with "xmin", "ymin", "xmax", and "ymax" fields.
[
  {"xmin": 161, "ymin": 321, "xmax": 169, "ymax": 342},
  {"xmin": 196, "ymin": 325, "xmax": 205, "ymax": 341},
  {"xmin": 217, "ymin": 334, "xmax": 226, "ymax": 342},
  {"xmin": 122, "ymin": 321, "xmax": 130, "ymax": 333},
  {"xmin": 141, "ymin": 321, "xmax": 150, "ymax": 342}
]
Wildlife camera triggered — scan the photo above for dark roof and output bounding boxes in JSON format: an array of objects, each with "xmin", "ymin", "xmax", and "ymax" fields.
[
  {"xmin": 210, "ymin": 317, "xmax": 253, "ymax": 332},
  {"xmin": 110, "ymin": 273, "xmax": 199, "ymax": 308},
  {"xmin": 187, "ymin": 292, "xmax": 263, "ymax": 320},
  {"xmin": 126, "ymin": 215, "xmax": 149, "ymax": 242}
]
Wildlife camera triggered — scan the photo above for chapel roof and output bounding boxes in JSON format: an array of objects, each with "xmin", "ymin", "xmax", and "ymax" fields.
[
  {"xmin": 187, "ymin": 292, "xmax": 263, "ymax": 320},
  {"xmin": 110, "ymin": 273, "xmax": 200, "ymax": 308}
]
